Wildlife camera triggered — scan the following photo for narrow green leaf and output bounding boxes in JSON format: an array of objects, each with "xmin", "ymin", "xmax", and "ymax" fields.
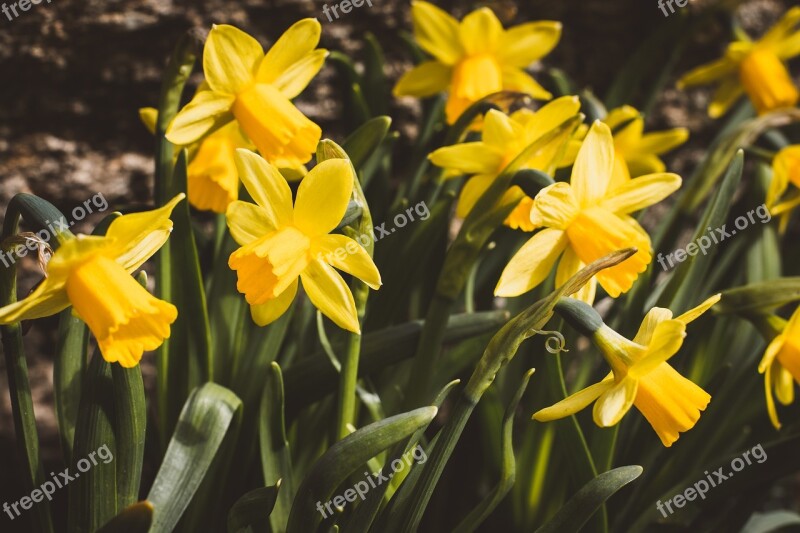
[
  {"xmin": 111, "ymin": 364, "xmax": 146, "ymax": 510},
  {"xmin": 535, "ymin": 466, "xmax": 643, "ymax": 533},
  {"xmin": 147, "ymin": 383, "xmax": 242, "ymax": 533},
  {"xmin": 55, "ymin": 309, "xmax": 88, "ymax": 465},
  {"xmin": 227, "ymin": 485, "xmax": 280, "ymax": 533},
  {"xmin": 342, "ymin": 116, "xmax": 391, "ymax": 171},
  {"xmin": 716, "ymin": 278, "xmax": 800, "ymax": 314}
]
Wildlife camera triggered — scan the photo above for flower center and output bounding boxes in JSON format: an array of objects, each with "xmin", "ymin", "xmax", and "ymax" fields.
[
  {"xmin": 451, "ymin": 53, "xmax": 503, "ymax": 101},
  {"xmin": 738, "ymin": 49, "xmax": 799, "ymax": 115}
]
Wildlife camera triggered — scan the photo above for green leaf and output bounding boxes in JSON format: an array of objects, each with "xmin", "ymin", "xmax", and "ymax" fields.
[
  {"xmin": 453, "ymin": 369, "xmax": 534, "ymax": 533},
  {"xmin": 111, "ymin": 364, "xmax": 146, "ymax": 510},
  {"xmin": 362, "ymin": 33, "xmax": 388, "ymax": 116},
  {"xmin": 260, "ymin": 363, "xmax": 295, "ymax": 533},
  {"xmin": 97, "ymin": 502, "xmax": 154, "ymax": 533},
  {"xmin": 227, "ymin": 485, "xmax": 280, "ymax": 533},
  {"xmin": 146, "ymin": 383, "xmax": 242, "ymax": 533},
  {"xmin": 286, "ymin": 406, "xmax": 438, "ymax": 532},
  {"xmin": 535, "ymin": 466, "xmax": 643, "ymax": 533},
  {"xmin": 55, "ymin": 309, "xmax": 88, "ymax": 465},
  {"xmin": 741, "ymin": 510, "xmax": 800, "ymax": 533},
  {"xmin": 342, "ymin": 116, "xmax": 392, "ymax": 171},
  {"xmin": 716, "ymin": 278, "xmax": 800, "ymax": 314}
]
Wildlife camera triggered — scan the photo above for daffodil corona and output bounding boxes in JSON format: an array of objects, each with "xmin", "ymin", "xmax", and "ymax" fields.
[
  {"xmin": 535, "ymin": 295, "xmax": 720, "ymax": 447},
  {"xmin": 0, "ymin": 195, "xmax": 185, "ymax": 367},
  {"xmin": 226, "ymin": 150, "xmax": 381, "ymax": 333},
  {"xmin": 166, "ymin": 22, "xmax": 327, "ymax": 172},
  {"xmin": 393, "ymin": 1, "xmax": 561, "ymax": 124},
  {"xmin": 428, "ymin": 96, "xmax": 581, "ymax": 230},
  {"xmin": 679, "ymin": 7, "xmax": 800, "ymax": 117},
  {"xmin": 495, "ymin": 121, "xmax": 681, "ymax": 303}
]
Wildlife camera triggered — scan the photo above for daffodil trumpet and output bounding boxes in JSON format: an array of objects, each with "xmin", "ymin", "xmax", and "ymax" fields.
[
  {"xmin": 534, "ymin": 294, "xmax": 720, "ymax": 446},
  {"xmin": 0, "ymin": 195, "xmax": 185, "ymax": 367}
]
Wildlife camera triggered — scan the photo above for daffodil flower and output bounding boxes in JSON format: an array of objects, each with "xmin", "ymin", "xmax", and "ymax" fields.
[
  {"xmin": 428, "ymin": 96, "xmax": 581, "ymax": 231},
  {"xmin": 766, "ymin": 145, "xmax": 800, "ymax": 232},
  {"xmin": 0, "ymin": 195, "xmax": 185, "ymax": 367},
  {"xmin": 534, "ymin": 295, "xmax": 720, "ymax": 447},
  {"xmin": 226, "ymin": 150, "xmax": 381, "ymax": 333},
  {"xmin": 678, "ymin": 7, "xmax": 800, "ymax": 117},
  {"xmin": 166, "ymin": 22, "xmax": 327, "ymax": 171},
  {"xmin": 758, "ymin": 306, "xmax": 800, "ymax": 429},
  {"xmin": 393, "ymin": 0, "xmax": 561, "ymax": 124},
  {"xmin": 560, "ymin": 105, "xmax": 688, "ymax": 184},
  {"xmin": 495, "ymin": 121, "xmax": 681, "ymax": 303}
]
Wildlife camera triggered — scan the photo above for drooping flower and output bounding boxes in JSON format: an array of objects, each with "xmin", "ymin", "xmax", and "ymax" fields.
[
  {"xmin": 758, "ymin": 306, "xmax": 800, "ymax": 429},
  {"xmin": 166, "ymin": 22, "xmax": 326, "ymax": 172},
  {"xmin": 678, "ymin": 7, "xmax": 800, "ymax": 117},
  {"xmin": 142, "ymin": 106, "xmax": 254, "ymax": 213},
  {"xmin": 559, "ymin": 105, "xmax": 688, "ymax": 184},
  {"xmin": 495, "ymin": 121, "xmax": 681, "ymax": 303},
  {"xmin": 393, "ymin": 1, "xmax": 561, "ymax": 124},
  {"xmin": 766, "ymin": 144, "xmax": 800, "ymax": 232},
  {"xmin": 226, "ymin": 150, "xmax": 381, "ymax": 333},
  {"xmin": 0, "ymin": 195, "xmax": 185, "ymax": 367},
  {"xmin": 534, "ymin": 295, "xmax": 720, "ymax": 447},
  {"xmin": 427, "ymin": 96, "xmax": 581, "ymax": 231}
]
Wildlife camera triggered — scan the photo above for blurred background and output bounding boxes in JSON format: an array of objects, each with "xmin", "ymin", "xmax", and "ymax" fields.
[{"xmin": 0, "ymin": 0, "xmax": 796, "ymax": 530}]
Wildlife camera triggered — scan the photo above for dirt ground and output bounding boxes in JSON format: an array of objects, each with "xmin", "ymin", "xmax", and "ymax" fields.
[{"xmin": 0, "ymin": 0, "xmax": 795, "ymax": 527}]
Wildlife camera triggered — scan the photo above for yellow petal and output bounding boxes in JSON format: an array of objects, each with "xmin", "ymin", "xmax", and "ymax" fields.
[
  {"xmin": 593, "ymin": 377, "xmax": 638, "ymax": 427},
  {"xmin": 482, "ymin": 109, "xmax": 519, "ymax": 149},
  {"xmin": 531, "ymin": 182, "xmax": 579, "ymax": 229},
  {"xmin": 604, "ymin": 105, "xmax": 640, "ymax": 133},
  {"xmin": 630, "ymin": 320, "xmax": 687, "ymax": 376},
  {"xmin": 232, "ymin": 83, "xmax": 320, "ymax": 165},
  {"xmin": 776, "ymin": 365, "xmax": 795, "ymax": 406},
  {"xmin": 759, "ymin": 334, "xmax": 786, "ymax": 374},
  {"xmin": 300, "ymin": 260, "xmax": 360, "ymax": 333},
  {"xmin": 636, "ymin": 128, "xmax": 689, "ymax": 155},
  {"xmin": 533, "ymin": 375, "xmax": 614, "ymax": 422},
  {"xmin": 458, "ymin": 7, "xmax": 503, "ymax": 55},
  {"xmin": 186, "ymin": 130, "xmax": 241, "ymax": 213},
  {"xmin": 139, "ymin": 107, "xmax": 158, "ymax": 135},
  {"xmin": 204, "ymin": 24, "xmax": 262, "ymax": 94},
  {"xmin": 708, "ymin": 77, "xmax": 745, "ymax": 119},
  {"xmin": 165, "ymin": 90, "xmax": 235, "ymax": 146},
  {"xmin": 776, "ymin": 31, "xmax": 800, "ymax": 60},
  {"xmin": 313, "ymin": 234, "xmax": 382, "ymax": 290},
  {"xmin": 555, "ymin": 247, "xmax": 595, "ymax": 303},
  {"xmin": 258, "ymin": 19, "xmax": 322, "ymax": 83},
  {"xmin": 105, "ymin": 194, "xmax": 185, "ymax": 273},
  {"xmin": 67, "ymin": 255, "xmax": 177, "ymax": 367},
  {"xmin": 503, "ymin": 191, "xmax": 537, "ymax": 232},
  {"xmin": 428, "ymin": 143, "xmax": 503, "ymax": 174},
  {"xmin": 600, "ymin": 173, "xmax": 681, "ymax": 215},
  {"xmin": 678, "ymin": 57, "xmax": 738, "ymax": 88},
  {"xmin": 497, "ymin": 21, "xmax": 561, "ymax": 67},
  {"xmin": 294, "ymin": 159, "xmax": 355, "ymax": 237},
  {"xmin": 495, "ymin": 228, "xmax": 567, "ymax": 297},
  {"xmin": 233, "ymin": 149, "xmax": 294, "ymax": 227},
  {"xmin": 225, "ymin": 200, "xmax": 275, "ymax": 246},
  {"xmin": 250, "ymin": 279, "xmax": 298, "ymax": 327},
  {"xmin": 674, "ymin": 293, "xmax": 721, "ymax": 325},
  {"xmin": 455, "ymin": 174, "xmax": 494, "ymax": 219},
  {"xmin": 625, "ymin": 154, "xmax": 665, "ymax": 178},
  {"xmin": 760, "ymin": 7, "xmax": 800, "ymax": 49},
  {"xmin": 272, "ymin": 49, "xmax": 328, "ymax": 99},
  {"xmin": 632, "ymin": 307, "xmax": 673, "ymax": 346},
  {"xmin": 411, "ymin": 0, "xmax": 463, "ymax": 65},
  {"xmin": 764, "ymin": 363, "xmax": 781, "ymax": 429},
  {"xmin": 500, "ymin": 66, "xmax": 552, "ymax": 100},
  {"xmin": 393, "ymin": 61, "xmax": 452, "ymax": 97},
  {"xmin": 0, "ymin": 276, "xmax": 70, "ymax": 324},
  {"xmin": 571, "ymin": 121, "xmax": 614, "ymax": 208}
]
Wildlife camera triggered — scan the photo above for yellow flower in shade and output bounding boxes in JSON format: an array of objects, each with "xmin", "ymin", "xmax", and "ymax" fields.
[
  {"xmin": 226, "ymin": 150, "xmax": 381, "ymax": 333},
  {"xmin": 0, "ymin": 195, "xmax": 185, "ymax": 367},
  {"xmin": 559, "ymin": 106, "xmax": 689, "ymax": 184},
  {"xmin": 678, "ymin": 7, "xmax": 800, "ymax": 117},
  {"xmin": 166, "ymin": 22, "xmax": 327, "ymax": 170},
  {"xmin": 393, "ymin": 1, "xmax": 561, "ymax": 124},
  {"xmin": 495, "ymin": 121, "xmax": 681, "ymax": 303},
  {"xmin": 766, "ymin": 145, "xmax": 800, "ymax": 232},
  {"xmin": 534, "ymin": 295, "xmax": 720, "ymax": 447},
  {"xmin": 758, "ymin": 307, "xmax": 800, "ymax": 429},
  {"xmin": 428, "ymin": 96, "xmax": 581, "ymax": 231},
  {"xmin": 141, "ymin": 106, "xmax": 254, "ymax": 214}
]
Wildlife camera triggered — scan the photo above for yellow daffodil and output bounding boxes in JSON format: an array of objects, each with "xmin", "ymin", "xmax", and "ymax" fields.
[
  {"xmin": 678, "ymin": 7, "xmax": 800, "ymax": 117},
  {"xmin": 535, "ymin": 295, "xmax": 719, "ymax": 447},
  {"xmin": 142, "ymin": 106, "xmax": 254, "ymax": 213},
  {"xmin": 166, "ymin": 22, "xmax": 326, "ymax": 171},
  {"xmin": 758, "ymin": 307, "xmax": 800, "ymax": 429},
  {"xmin": 0, "ymin": 195, "xmax": 185, "ymax": 367},
  {"xmin": 428, "ymin": 96, "xmax": 581, "ymax": 231},
  {"xmin": 495, "ymin": 121, "xmax": 681, "ymax": 303},
  {"xmin": 559, "ymin": 106, "xmax": 688, "ymax": 184},
  {"xmin": 226, "ymin": 150, "xmax": 381, "ymax": 333},
  {"xmin": 393, "ymin": 1, "xmax": 561, "ymax": 124},
  {"xmin": 766, "ymin": 145, "xmax": 800, "ymax": 232}
]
